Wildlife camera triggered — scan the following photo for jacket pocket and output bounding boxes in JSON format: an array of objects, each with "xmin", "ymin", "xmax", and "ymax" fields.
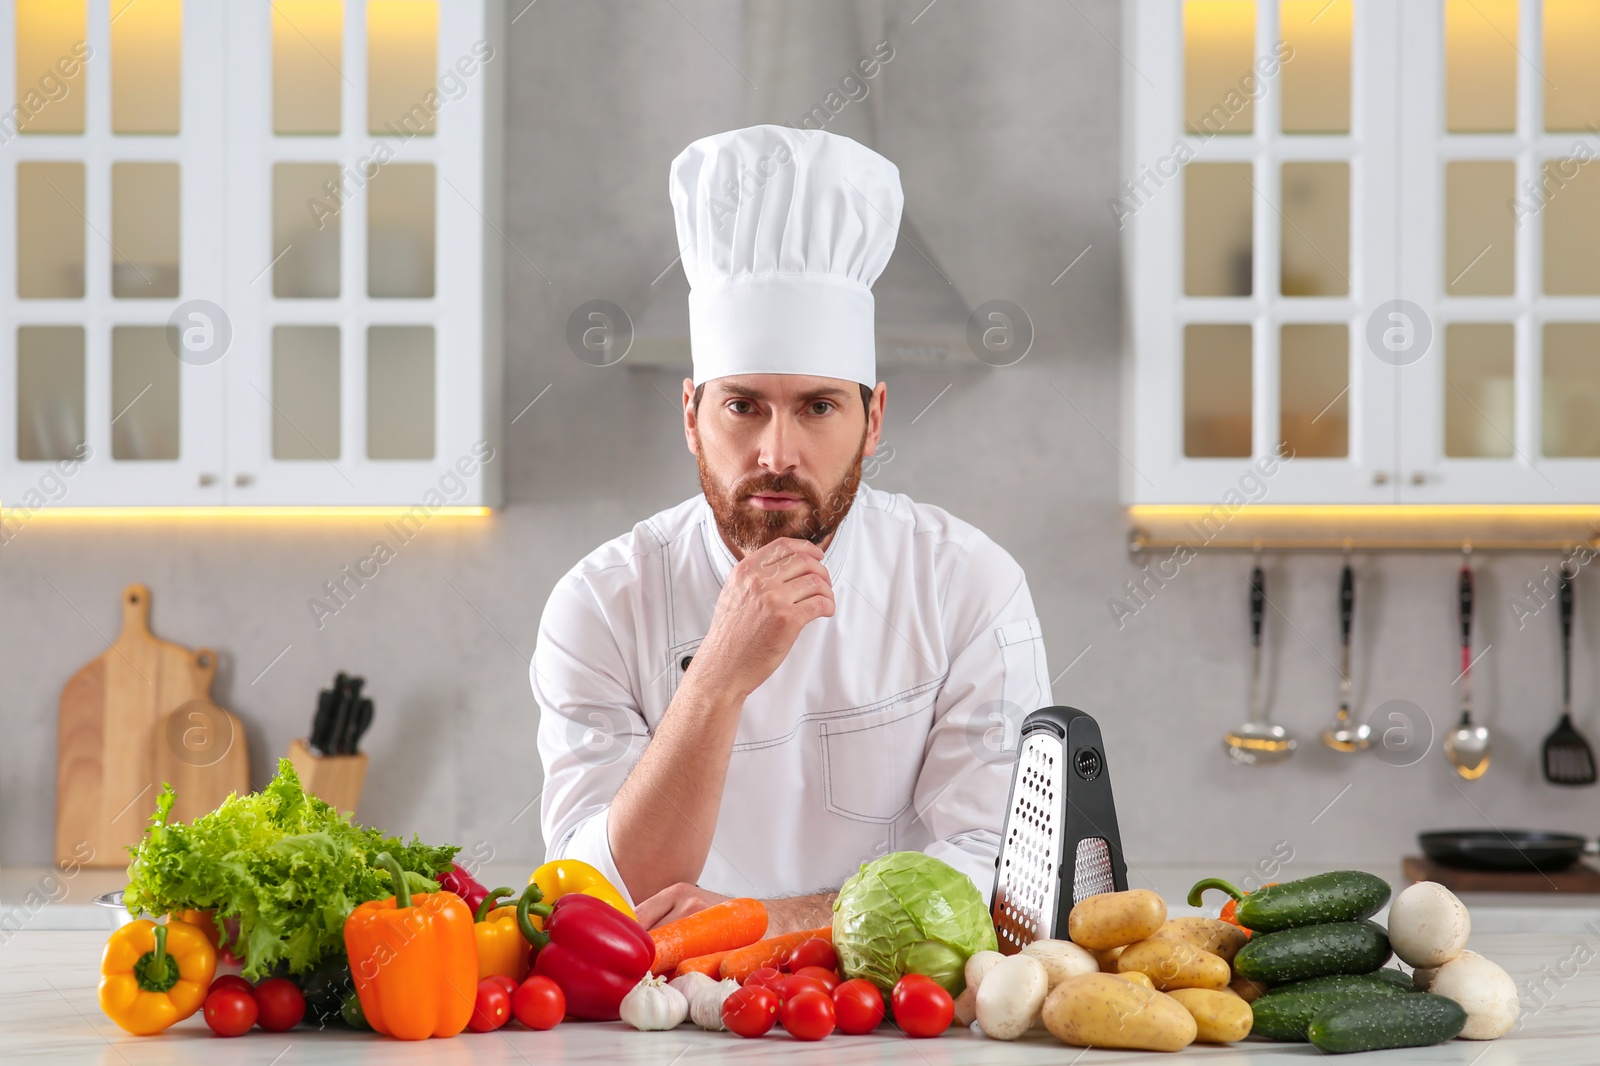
[
  {"xmin": 996, "ymin": 616, "xmax": 1049, "ymax": 717},
  {"xmin": 820, "ymin": 695, "xmax": 935, "ymax": 823}
]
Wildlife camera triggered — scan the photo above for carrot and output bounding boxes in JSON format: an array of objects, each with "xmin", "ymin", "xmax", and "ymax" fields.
[
  {"xmin": 718, "ymin": 926, "xmax": 832, "ymax": 983},
  {"xmin": 672, "ymin": 949, "xmax": 733, "ymax": 979},
  {"xmin": 649, "ymin": 898, "xmax": 769, "ymax": 976}
]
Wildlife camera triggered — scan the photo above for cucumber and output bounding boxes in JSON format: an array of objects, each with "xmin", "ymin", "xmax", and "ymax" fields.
[
  {"xmin": 1188, "ymin": 870, "xmax": 1391, "ymax": 932},
  {"xmin": 1307, "ymin": 993, "xmax": 1468, "ymax": 1053},
  {"xmin": 1233, "ymin": 920, "xmax": 1392, "ymax": 983},
  {"xmin": 1262, "ymin": 969, "xmax": 1413, "ymax": 998},
  {"xmin": 1250, "ymin": 991, "xmax": 1397, "ymax": 1042}
]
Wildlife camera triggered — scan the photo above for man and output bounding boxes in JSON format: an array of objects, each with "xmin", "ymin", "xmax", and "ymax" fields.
[{"xmin": 533, "ymin": 124, "xmax": 1052, "ymax": 935}]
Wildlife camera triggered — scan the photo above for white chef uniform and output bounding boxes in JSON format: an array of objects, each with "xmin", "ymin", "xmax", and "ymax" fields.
[{"xmin": 531, "ymin": 124, "xmax": 1053, "ymax": 906}]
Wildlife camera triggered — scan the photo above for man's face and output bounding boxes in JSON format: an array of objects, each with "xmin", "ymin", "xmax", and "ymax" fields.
[{"xmin": 685, "ymin": 374, "xmax": 884, "ymax": 558}]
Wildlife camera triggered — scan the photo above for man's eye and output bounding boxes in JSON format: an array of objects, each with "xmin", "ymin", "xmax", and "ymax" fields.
[
  {"xmin": 810, "ymin": 402, "xmax": 833, "ymax": 415},
  {"xmin": 728, "ymin": 400, "xmax": 753, "ymax": 414}
]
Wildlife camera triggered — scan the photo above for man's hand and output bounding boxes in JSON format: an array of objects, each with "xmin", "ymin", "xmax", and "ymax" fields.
[
  {"xmin": 634, "ymin": 882, "xmax": 731, "ymax": 930},
  {"xmin": 634, "ymin": 882, "xmax": 837, "ymax": 938},
  {"xmin": 691, "ymin": 537, "xmax": 835, "ymax": 701}
]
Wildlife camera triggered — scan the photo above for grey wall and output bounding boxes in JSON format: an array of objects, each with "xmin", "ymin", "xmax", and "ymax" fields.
[{"xmin": 4, "ymin": 0, "xmax": 1597, "ymax": 874}]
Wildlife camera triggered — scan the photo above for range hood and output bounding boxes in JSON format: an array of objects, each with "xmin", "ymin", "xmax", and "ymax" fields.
[{"xmin": 630, "ymin": 0, "xmax": 974, "ymax": 370}]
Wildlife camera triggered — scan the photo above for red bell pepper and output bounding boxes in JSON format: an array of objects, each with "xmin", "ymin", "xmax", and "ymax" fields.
[
  {"xmin": 437, "ymin": 862, "xmax": 491, "ymax": 917},
  {"xmin": 517, "ymin": 886, "xmax": 654, "ymax": 1020}
]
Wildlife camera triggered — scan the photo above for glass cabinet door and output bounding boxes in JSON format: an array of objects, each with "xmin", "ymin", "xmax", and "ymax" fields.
[{"xmin": 3, "ymin": 0, "xmax": 227, "ymax": 509}]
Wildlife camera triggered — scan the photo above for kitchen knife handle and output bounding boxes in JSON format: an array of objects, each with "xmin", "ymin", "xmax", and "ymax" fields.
[
  {"xmin": 1249, "ymin": 566, "xmax": 1265, "ymax": 648},
  {"xmin": 1339, "ymin": 563, "xmax": 1354, "ymax": 647}
]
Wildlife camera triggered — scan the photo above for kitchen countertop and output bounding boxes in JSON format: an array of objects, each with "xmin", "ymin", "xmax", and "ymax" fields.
[{"xmin": 1, "ymin": 928, "xmax": 1593, "ymax": 1064}]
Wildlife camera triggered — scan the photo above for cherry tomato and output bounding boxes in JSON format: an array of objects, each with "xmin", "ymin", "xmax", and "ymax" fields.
[
  {"xmin": 745, "ymin": 966, "xmax": 785, "ymax": 991},
  {"xmin": 485, "ymin": 974, "xmax": 519, "ymax": 999},
  {"xmin": 793, "ymin": 966, "xmax": 840, "ymax": 993},
  {"xmin": 252, "ymin": 977, "xmax": 306, "ymax": 1032},
  {"xmin": 780, "ymin": 988, "xmax": 836, "ymax": 1041},
  {"xmin": 831, "ymin": 978, "xmax": 885, "ymax": 1035},
  {"xmin": 511, "ymin": 975, "xmax": 565, "ymax": 1030},
  {"xmin": 785, "ymin": 937, "xmax": 838, "ymax": 973},
  {"xmin": 469, "ymin": 977, "xmax": 511, "ymax": 1032},
  {"xmin": 722, "ymin": 985, "xmax": 780, "ymax": 1038},
  {"xmin": 208, "ymin": 974, "xmax": 253, "ymax": 998},
  {"xmin": 204, "ymin": 988, "xmax": 258, "ymax": 1037},
  {"xmin": 890, "ymin": 975, "xmax": 953, "ymax": 1038},
  {"xmin": 773, "ymin": 974, "xmax": 829, "ymax": 1007}
]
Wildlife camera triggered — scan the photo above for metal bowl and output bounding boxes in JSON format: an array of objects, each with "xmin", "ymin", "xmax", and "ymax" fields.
[{"xmin": 92, "ymin": 889, "xmax": 146, "ymax": 930}]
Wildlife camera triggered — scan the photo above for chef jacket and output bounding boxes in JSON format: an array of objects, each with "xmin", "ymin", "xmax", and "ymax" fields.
[{"xmin": 531, "ymin": 481, "xmax": 1053, "ymax": 907}]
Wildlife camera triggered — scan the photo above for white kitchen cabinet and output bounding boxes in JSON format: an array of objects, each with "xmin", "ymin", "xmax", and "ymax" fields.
[
  {"xmin": 0, "ymin": 0, "xmax": 503, "ymax": 510},
  {"xmin": 1125, "ymin": 0, "xmax": 1600, "ymax": 506}
]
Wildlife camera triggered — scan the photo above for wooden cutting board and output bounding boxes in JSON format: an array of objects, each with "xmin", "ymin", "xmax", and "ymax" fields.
[
  {"xmin": 56, "ymin": 584, "xmax": 215, "ymax": 867},
  {"xmin": 154, "ymin": 648, "xmax": 251, "ymax": 824},
  {"xmin": 1403, "ymin": 854, "xmax": 1600, "ymax": 893}
]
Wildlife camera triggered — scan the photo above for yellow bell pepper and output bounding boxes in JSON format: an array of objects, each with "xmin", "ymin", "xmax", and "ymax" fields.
[
  {"xmin": 99, "ymin": 919, "xmax": 217, "ymax": 1035},
  {"xmin": 524, "ymin": 859, "xmax": 633, "ymax": 932},
  {"xmin": 475, "ymin": 887, "xmax": 532, "ymax": 981}
]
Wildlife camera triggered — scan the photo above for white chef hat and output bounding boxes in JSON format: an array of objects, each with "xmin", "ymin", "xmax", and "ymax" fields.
[{"xmin": 669, "ymin": 124, "xmax": 903, "ymax": 389}]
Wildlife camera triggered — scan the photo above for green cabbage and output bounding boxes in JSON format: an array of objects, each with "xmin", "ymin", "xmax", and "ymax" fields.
[
  {"xmin": 122, "ymin": 758, "xmax": 458, "ymax": 979},
  {"xmin": 831, "ymin": 851, "xmax": 997, "ymax": 996}
]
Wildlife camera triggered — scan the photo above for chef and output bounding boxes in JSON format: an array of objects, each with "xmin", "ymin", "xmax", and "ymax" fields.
[{"xmin": 533, "ymin": 124, "xmax": 1052, "ymax": 935}]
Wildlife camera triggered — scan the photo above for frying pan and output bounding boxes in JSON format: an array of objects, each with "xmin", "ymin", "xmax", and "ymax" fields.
[{"xmin": 1419, "ymin": 829, "xmax": 1586, "ymax": 873}]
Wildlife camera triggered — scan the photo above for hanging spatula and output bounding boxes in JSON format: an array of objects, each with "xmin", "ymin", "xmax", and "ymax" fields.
[
  {"xmin": 991, "ymin": 706, "xmax": 1128, "ymax": 953},
  {"xmin": 1543, "ymin": 563, "xmax": 1596, "ymax": 786}
]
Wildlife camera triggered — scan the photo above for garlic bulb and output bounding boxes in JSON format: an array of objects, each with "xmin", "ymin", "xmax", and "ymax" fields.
[
  {"xmin": 669, "ymin": 971, "xmax": 717, "ymax": 1003},
  {"xmin": 690, "ymin": 978, "xmax": 741, "ymax": 1031},
  {"xmin": 619, "ymin": 974, "xmax": 688, "ymax": 1031}
]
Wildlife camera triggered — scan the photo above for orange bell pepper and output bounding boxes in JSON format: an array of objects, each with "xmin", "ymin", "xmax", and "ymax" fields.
[
  {"xmin": 1219, "ymin": 882, "xmax": 1278, "ymax": 937},
  {"xmin": 345, "ymin": 851, "xmax": 477, "ymax": 1040},
  {"xmin": 474, "ymin": 887, "xmax": 531, "ymax": 982},
  {"xmin": 99, "ymin": 919, "xmax": 217, "ymax": 1035}
]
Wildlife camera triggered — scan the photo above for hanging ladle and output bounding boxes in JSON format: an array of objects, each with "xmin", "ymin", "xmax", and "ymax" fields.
[
  {"xmin": 1322, "ymin": 552, "xmax": 1372, "ymax": 752},
  {"xmin": 1225, "ymin": 553, "xmax": 1296, "ymax": 765}
]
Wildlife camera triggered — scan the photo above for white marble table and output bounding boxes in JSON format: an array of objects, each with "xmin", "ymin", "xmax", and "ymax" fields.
[{"xmin": 1, "ymin": 929, "xmax": 1591, "ymax": 1065}]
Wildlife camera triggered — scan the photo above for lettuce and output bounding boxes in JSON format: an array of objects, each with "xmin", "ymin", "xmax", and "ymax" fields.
[
  {"xmin": 831, "ymin": 851, "xmax": 998, "ymax": 996},
  {"xmin": 122, "ymin": 758, "xmax": 458, "ymax": 979}
]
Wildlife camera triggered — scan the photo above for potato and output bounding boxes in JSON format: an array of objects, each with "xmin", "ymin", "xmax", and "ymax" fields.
[
  {"xmin": 1067, "ymin": 889, "xmax": 1167, "ymax": 950},
  {"xmin": 1150, "ymin": 916, "xmax": 1250, "ymax": 963},
  {"xmin": 1020, "ymin": 939, "xmax": 1099, "ymax": 986},
  {"xmin": 1117, "ymin": 970, "xmax": 1156, "ymax": 991},
  {"xmin": 1041, "ymin": 973, "xmax": 1197, "ymax": 1051},
  {"xmin": 1228, "ymin": 975, "xmax": 1271, "ymax": 1003},
  {"xmin": 1429, "ymin": 952, "xmax": 1519, "ymax": 1039},
  {"xmin": 1117, "ymin": 937, "xmax": 1231, "ymax": 991},
  {"xmin": 1389, "ymin": 881, "xmax": 1471, "ymax": 969},
  {"xmin": 952, "ymin": 986, "xmax": 978, "ymax": 1027},
  {"xmin": 964, "ymin": 949, "xmax": 1006, "ymax": 994},
  {"xmin": 1092, "ymin": 946, "xmax": 1124, "ymax": 972},
  {"xmin": 976, "ymin": 954, "xmax": 1051, "ymax": 1040},
  {"xmin": 1166, "ymin": 987, "xmax": 1253, "ymax": 1043}
]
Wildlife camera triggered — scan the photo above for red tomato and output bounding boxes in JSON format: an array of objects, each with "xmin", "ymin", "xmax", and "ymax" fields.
[
  {"xmin": 469, "ymin": 978, "xmax": 511, "ymax": 1032},
  {"xmin": 745, "ymin": 966, "xmax": 785, "ymax": 991},
  {"xmin": 780, "ymin": 988, "xmax": 836, "ymax": 1041},
  {"xmin": 722, "ymin": 985, "xmax": 780, "ymax": 1038},
  {"xmin": 208, "ymin": 974, "xmax": 253, "ymax": 998},
  {"xmin": 204, "ymin": 988, "xmax": 258, "ymax": 1037},
  {"xmin": 785, "ymin": 937, "xmax": 838, "ymax": 973},
  {"xmin": 511, "ymin": 975, "xmax": 565, "ymax": 1030},
  {"xmin": 485, "ymin": 974, "xmax": 519, "ymax": 999},
  {"xmin": 772, "ymin": 974, "xmax": 829, "ymax": 1006},
  {"xmin": 890, "ymin": 975, "xmax": 953, "ymax": 1038},
  {"xmin": 831, "ymin": 979, "xmax": 885, "ymax": 1035},
  {"xmin": 252, "ymin": 977, "xmax": 306, "ymax": 1032},
  {"xmin": 793, "ymin": 966, "xmax": 840, "ymax": 993}
]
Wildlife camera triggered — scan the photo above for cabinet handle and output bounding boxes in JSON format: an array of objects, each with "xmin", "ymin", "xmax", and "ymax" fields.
[
  {"xmin": 1411, "ymin": 471, "xmax": 1428, "ymax": 485},
  {"xmin": 1372, "ymin": 471, "xmax": 1390, "ymax": 485},
  {"xmin": 198, "ymin": 473, "xmax": 217, "ymax": 487},
  {"xmin": 235, "ymin": 473, "xmax": 254, "ymax": 488}
]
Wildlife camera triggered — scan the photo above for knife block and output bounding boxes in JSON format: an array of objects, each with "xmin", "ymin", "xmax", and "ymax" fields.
[{"xmin": 286, "ymin": 738, "xmax": 368, "ymax": 815}]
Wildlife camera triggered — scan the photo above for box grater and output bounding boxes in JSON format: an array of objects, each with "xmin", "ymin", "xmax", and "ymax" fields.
[{"xmin": 991, "ymin": 705, "xmax": 1128, "ymax": 953}]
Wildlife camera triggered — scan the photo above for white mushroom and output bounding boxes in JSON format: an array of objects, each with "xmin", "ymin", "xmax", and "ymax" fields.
[
  {"xmin": 1388, "ymin": 881, "xmax": 1471, "ymax": 968},
  {"xmin": 1429, "ymin": 953, "xmax": 1520, "ymax": 1040},
  {"xmin": 975, "ymin": 953, "xmax": 1051, "ymax": 1040},
  {"xmin": 1020, "ymin": 939, "xmax": 1100, "ymax": 987}
]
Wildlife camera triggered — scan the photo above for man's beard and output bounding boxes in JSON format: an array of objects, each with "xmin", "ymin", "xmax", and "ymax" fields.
[{"xmin": 697, "ymin": 431, "xmax": 867, "ymax": 557}]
